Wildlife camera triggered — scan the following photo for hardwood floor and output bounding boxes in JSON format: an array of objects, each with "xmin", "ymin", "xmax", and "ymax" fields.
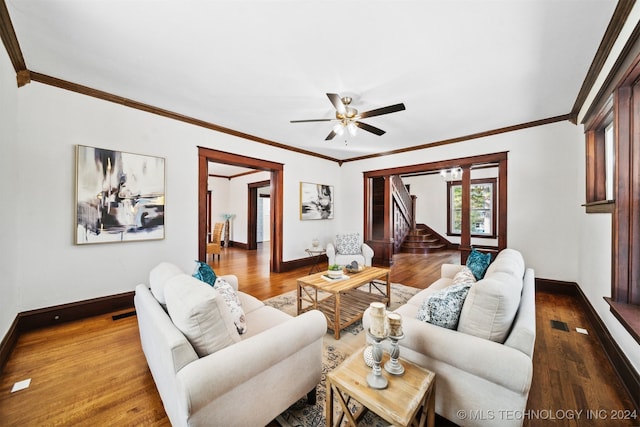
[{"xmin": 0, "ymin": 245, "xmax": 636, "ymax": 426}]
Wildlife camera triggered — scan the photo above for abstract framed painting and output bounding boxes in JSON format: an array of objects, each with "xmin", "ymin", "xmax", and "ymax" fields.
[
  {"xmin": 75, "ymin": 145, "xmax": 165, "ymax": 244},
  {"xmin": 300, "ymin": 182, "xmax": 334, "ymax": 220}
]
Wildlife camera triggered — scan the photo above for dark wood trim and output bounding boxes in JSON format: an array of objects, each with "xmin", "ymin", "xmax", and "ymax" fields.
[
  {"xmin": 279, "ymin": 254, "xmax": 329, "ymax": 272},
  {"xmin": 0, "ymin": 0, "xmax": 27, "ymax": 74},
  {"xmin": 604, "ymin": 297, "xmax": 640, "ymax": 344},
  {"xmin": 446, "ymin": 178, "xmax": 498, "ymax": 238},
  {"xmin": 497, "ymin": 157, "xmax": 507, "ymax": 250},
  {"xmin": 459, "ymin": 166, "xmax": 471, "ymax": 262},
  {"xmin": 208, "ymin": 169, "xmax": 263, "ymax": 180},
  {"xmin": 583, "ymin": 200, "xmax": 615, "ymax": 214},
  {"xmin": 363, "ymin": 152, "xmax": 507, "ymax": 179},
  {"xmin": 537, "ymin": 279, "xmax": 640, "ymax": 411},
  {"xmin": 581, "ymin": 14, "xmax": 640, "ymax": 125},
  {"xmin": 198, "ymin": 153, "xmax": 209, "ymax": 261},
  {"xmin": 0, "ymin": 291, "xmax": 134, "ymax": 374},
  {"xmin": 342, "ymin": 115, "xmax": 570, "ymax": 163},
  {"xmin": 535, "ymin": 277, "xmax": 582, "ymax": 295},
  {"xmin": 229, "ymin": 240, "xmax": 248, "ymax": 250},
  {"xmin": 247, "ymin": 180, "xmax": 270, "ymax": 251},
  {"xmin": 198, "ymin": 147, "xmax": 284, "ymax": 272},
  {"xmin": 271, "ymin": 169, "xmax": 284, "ymax": 273},
  {"xmin": 248, "ymin": 185, "xmax": 259, "ymax": 251},
  {"xmin": 29, "ymin": 72, "xmax": 339, "ymax": 162},
  {"xmin": 571, "ymin": 0, "xmax": 637, "ymax": 121},
  {"xmin": 0, "ymin": 316, "xmax": 19, "ymax": 374},
  {"xmin": 18, "ymin": 70, "xmax": 574, "ymax": 166},
  {"xmin": 15, "ymin": 292, "xmax": 135, "ymax": 333}
]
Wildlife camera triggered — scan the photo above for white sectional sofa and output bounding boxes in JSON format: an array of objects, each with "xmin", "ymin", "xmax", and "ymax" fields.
[
  {"xmin": 365, "ymin": 248, "xmax": 536, "ymax": 427},
  {"xmin": 134, "ymin": 262, "xmax": 327, "ymax": 427}
]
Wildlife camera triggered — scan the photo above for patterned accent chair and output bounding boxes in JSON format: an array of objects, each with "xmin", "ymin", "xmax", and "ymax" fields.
[{"xmin": 326, "ymin": 232, "xmax": 374, "ymax": 267}]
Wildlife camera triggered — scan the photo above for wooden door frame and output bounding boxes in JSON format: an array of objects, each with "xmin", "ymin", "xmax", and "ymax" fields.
[
  {"xmin": 247, "ymin": 180, "xmax": 271, "ymax": 250},
  {"xmin": 198, "ymin": 147, "xmax": 284, "ymax": 272},
  {"xmin": 363, "ymin": 151, "xmax": 508, "ymax": 263}
]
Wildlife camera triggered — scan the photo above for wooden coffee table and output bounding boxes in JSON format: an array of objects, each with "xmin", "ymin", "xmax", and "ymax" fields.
[
  {"xmin": 296, "ymin": 266, "xmax": 390, "ymax": 339},
  {"xmin": 326, "ymin": 347, "xmax": 436, "ymax": 427}
]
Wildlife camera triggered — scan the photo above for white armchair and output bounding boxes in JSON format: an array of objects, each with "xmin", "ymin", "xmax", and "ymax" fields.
[{"xmin": 326, "ymin": 232, "xmax": 374, "ymax": 267}]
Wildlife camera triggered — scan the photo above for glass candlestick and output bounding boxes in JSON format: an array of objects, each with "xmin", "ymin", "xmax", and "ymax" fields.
[
  {"xmin": 384, "ymin": 333, "xmax": 405, "ymax": 375},
  {"xmin": 365, "ymin": 329, "xmax": 388, "ymax": 389}
]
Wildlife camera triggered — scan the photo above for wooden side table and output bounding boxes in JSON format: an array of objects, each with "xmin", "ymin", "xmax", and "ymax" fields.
[{"xmin": 326, "ymin": 347, "xmax": 435, "ymax": 427}]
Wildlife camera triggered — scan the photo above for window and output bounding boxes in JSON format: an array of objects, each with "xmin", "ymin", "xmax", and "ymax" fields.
[
  {"xmin": 604, "ymin": 122, "xmax": 615, "ymax": 201},
  {"xmin": 583, "ymin": 51, "xmax": 640, "ymax": 342},
  {"xmin": 584, "ymin": 96, "xmax": 614, "ymax": 213},
  {"xmin": 447, "ymin": 179, "xmax": 497, "ymax": 238}
]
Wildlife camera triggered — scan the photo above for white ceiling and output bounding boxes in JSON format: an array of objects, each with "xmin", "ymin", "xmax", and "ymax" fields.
[{"xmin": 6, "ymin": 0, "xmax": 618, "ymax": 161}]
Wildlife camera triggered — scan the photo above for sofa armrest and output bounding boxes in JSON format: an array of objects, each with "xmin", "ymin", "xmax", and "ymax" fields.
[
  {"xmin": 401, "ymin": 317, "xmax": 533, "ymax": 394},
  {"xmin": 219, "ymin": 274, "xmax": 239, "ymax": 291},
  {"xmin": 175, "ymin": 309, "xmax": 327, "ymax": 414},
  {"xmin": 440, "ymin": 263, "xmax": 465, "ymax": 279}
]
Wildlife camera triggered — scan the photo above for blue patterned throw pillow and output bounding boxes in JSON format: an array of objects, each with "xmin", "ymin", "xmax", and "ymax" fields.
[
  {"xmin": 417, "ymin": 283, "xmax": 472, "ymax": 329},
  {"xmin": 466, "ymin": 248, "xmax": 492, "ymax": 280},
  {"xmin": 192, "ymin": 260, "xmax": 217, "ymax": 286}
]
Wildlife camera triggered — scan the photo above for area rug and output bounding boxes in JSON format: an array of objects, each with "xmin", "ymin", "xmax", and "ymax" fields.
[{"xmin": 263, "ymin": 283, "xmax": 420, "ymax": 427}]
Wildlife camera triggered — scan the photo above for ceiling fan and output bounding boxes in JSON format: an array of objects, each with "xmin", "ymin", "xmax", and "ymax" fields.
[{"xmin": 290, "ymin": 93, "xmax": 406, "ymax": 140}]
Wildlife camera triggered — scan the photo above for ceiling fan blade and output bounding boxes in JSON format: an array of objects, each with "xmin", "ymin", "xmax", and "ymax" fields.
[
  {"xmin": 355, "ymin": 121, "xmax": 386, "ymax": 136},
  {"xmin": 325, "ymin": 129, "xmax": 337, "ymax": 140},
  {"xmin": 359, "ymin": 103, "xmax": 406, "ymax": 119},
  {"xmin": 290, "ymin": 118, "xmax": 333, "ymax": 123},
  {"xmin": 327, "ymin": 93, "xmax": 346, "ymax": 115}
]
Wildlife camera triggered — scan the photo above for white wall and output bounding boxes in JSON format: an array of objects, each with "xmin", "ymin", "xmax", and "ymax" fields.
[
  {"xmin": 0, "ymin": 48, "xmax": 20, "ymax": 337},
  {"xmin": 207, "ymin": 175, "xmax": 231, "ymax": 238},
  {"xmin": 340, "ymin": 121, "xmax": 584, "ymax": 282},
  {"xmin": 0, "ymin": 76, "xmax": 343, "ymax": 342},
  {"xmin": 227, "ymin": 170, "xmax": 270, "ymax": 244}
]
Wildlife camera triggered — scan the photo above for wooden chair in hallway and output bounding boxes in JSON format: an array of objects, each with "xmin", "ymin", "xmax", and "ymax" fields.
[{"xmin": 207, "ymin": 222, "xmax": 224, "ymax": 261}]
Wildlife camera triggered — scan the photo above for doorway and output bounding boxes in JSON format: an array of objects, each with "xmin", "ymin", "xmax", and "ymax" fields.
[
  {"xmin": 198, "ymin": 147, "xmax": 284, "ymax": 272},
  {"xmin": 247, "ymin": 180, "xmax": 271, "ymax": 250}
]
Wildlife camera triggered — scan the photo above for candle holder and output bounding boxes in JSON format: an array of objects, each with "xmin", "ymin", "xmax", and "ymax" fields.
[
  {"xmin": 384, "ymin": 333, "xmax": 405, "ymax": 375},
  {"xmin": 365, "ymin": 329, "xmax": 388, "ymax": 389}
]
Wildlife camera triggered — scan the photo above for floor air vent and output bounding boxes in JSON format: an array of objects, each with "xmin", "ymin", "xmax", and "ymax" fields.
[
  {"xmin": 112, "ymin": 311, "xmax": 136, "ymax": 321},
  {"xmin": 550, "ymin": 319, "xmax": 569, "ymax": 332}
]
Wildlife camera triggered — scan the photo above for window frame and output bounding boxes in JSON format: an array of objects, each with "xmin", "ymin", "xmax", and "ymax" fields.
[
  {"xmin": 446, "ymin": 178, "xmax": 497, "ymax": 239},
  {"xmin": 583, "ymin": 52, "xmax": 640, "ymax": 342},
  {"xmin": 584, "ymin": 96, "xmax": 615, "ymax": 213}
]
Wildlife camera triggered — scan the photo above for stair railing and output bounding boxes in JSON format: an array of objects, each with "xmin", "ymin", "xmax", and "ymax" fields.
[{"xmin": 390, "ymin": 175, "xmax": 413, "ymax": 252}]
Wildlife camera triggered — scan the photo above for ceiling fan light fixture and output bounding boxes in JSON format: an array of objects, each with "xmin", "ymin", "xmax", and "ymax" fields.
[
  {"xmin": 347, "ymin": 122, "xmax": 357, "ymax": 136},
  {"xmin": 291, "ymin": 93, "xmax": 406, "ymax": 141}
]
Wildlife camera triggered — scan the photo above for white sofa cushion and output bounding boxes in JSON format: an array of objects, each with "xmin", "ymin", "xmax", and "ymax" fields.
[
  {"xmin": 164, "ymin": 274, "xmax": 240, "ymax": 357},
  {"xmin": 149, "ymin": 262, "xmax": 183, "ymax": 305},
  {"xmin": 484, "ymin": 248, "xmax": 525, "ymax": 278},
  {"xmin": 457, "ymin": 271, "xmax": 523, "ymax": 343}
]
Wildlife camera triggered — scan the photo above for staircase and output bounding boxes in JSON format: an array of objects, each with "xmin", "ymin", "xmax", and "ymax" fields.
[{"xmin": 400, "ymin": 224, "xmax": 448, "ymax": 253}]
